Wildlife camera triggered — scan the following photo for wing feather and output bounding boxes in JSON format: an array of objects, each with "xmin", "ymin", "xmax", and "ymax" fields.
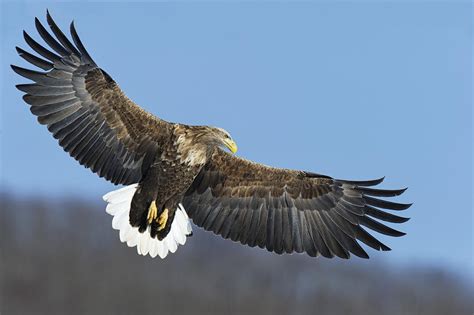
[
  {"xmin": 16, "ymin": 47, "xmax": 53, "ymax": 70},
  {"xmin": 13, "ymin": 12, "xmax": 171, "ymax": 184},
  {"xmin": 183, "ymin": 149, "xmax": 411, "ymax": 259}
]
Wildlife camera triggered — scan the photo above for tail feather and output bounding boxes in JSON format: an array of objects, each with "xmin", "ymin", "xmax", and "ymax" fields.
[
  {"xmin": 103, "ymin": 184, "xmax": 138, "ymax": 204},
  {"xmin": 103, "ymin": 184, "xmax": 192, "ymax": 258}
]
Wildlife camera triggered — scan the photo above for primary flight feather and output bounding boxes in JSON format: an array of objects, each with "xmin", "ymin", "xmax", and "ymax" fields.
[{"xmin": 12, "ymin": 11, "xmax": 411, "ymax": 259}]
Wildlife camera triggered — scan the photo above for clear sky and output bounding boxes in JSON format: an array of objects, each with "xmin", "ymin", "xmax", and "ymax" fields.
[{"xmin": 1, "ymin": 2, "xmax": 472, "ymax": 276}]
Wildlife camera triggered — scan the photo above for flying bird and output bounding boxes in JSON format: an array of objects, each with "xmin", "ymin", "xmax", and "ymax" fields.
[{"xmin": 12, "ymin": 12, "xmax": 411, "ymax": 259}]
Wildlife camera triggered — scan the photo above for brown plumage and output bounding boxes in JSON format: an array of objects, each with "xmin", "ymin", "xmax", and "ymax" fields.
[
  {"xmin": 12, "ymin": 11, "xmax": 411, "ymax": 258},
  {"xmin": 183, "ymin": 149, "xmax": 410, "ymax": 258}
]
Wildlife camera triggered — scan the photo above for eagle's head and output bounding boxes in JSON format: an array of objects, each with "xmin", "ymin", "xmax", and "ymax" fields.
[
  {"xmin": 178, "ymin": 126, "xmax": 238, "ymax": 165},
  {"xmin": 203, "ymin": 127, "xmax": 238, "ymax": 154}
]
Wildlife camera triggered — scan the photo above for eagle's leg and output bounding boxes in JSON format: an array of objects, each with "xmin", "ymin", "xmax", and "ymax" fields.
[
  {"xmin": 147, "ymin": 201, "xmax": 158, "ymax": 225},
  {"xmin": 155, "ymin": 208, "xmax": 177, "ymax": 240},
  {"xmin": 157, "ymin": 208, "xmax": 169, "ymax": 231},
  {"xmin": 147, "ymin": 203, "xmax": 168, "ymax": 231}
]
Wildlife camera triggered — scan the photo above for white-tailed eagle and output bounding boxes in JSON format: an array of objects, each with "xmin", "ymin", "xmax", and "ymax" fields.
[{"xmin": 12, "ymin": 12, "xmax": 411, "ymax": 259}]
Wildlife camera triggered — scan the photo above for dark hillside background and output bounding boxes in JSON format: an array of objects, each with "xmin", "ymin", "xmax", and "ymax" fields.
[{"xmin": 1, "ymin": 193, "xmax": 472, "ymax": 315}]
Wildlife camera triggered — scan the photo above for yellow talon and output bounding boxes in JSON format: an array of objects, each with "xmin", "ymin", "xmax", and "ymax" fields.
[
  {"xmin": 158, "ymin": 208, "xmax": 169, "ymax": 231},
  {"xmin": 147, "ymin": 201, "xmax": 158, "ymax": 225}
]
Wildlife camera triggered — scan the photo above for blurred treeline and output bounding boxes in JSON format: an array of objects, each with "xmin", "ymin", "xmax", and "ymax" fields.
[{"xmin": 1, "ymin": 192, "xmax": 472, "ymax": 315}]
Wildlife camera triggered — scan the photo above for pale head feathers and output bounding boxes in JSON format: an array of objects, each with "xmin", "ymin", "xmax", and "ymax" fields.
[{"xmin": 175, "ymin": 126, "xmax": 236, "ymax": 166}]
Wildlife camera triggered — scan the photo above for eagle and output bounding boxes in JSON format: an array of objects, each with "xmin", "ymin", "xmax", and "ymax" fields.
[{"xmin": 12, "ymin": 12, "xmax": 411, "ymax": 259}]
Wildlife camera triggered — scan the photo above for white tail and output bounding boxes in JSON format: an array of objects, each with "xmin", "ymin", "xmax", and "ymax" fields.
[{"xmin": 102, "ymin": 184, "xmax": 192, "ymax": 258}]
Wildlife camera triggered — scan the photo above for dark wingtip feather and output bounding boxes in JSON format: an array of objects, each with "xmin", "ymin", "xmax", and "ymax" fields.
[
  {"xmin": 360, "ymin": 216, "xmax": 406, "ymax": 237},
  {"xmin": 398, "ymin": 187, "xmax": 409, "ymax": 195},
  {"xmin": 365, "ymin": 205, "xmax": 411, "ymax": 223},
  {"xmin": 348, "ymin": 247, "xmax": 370, "ymax": 260},
  {"xmin": 34, "ymin": 15, "xmax": 69, "ymax": 56},
  {"xmin": 22, "ymin": 94, "xmax": 31, "ymax": 103},
  {"xmin": 397, "ymin": 188, "xmax": 409, "ymax": 196},
  {"xmin": 365, "ymin": 196, "xmax": 413, "ymax": 211},
  {"xmin": 367, "ymin": 176, "xmax": 385, "ymax": 186},
  {"xmin": 338, "ymin": 176, "xmax": 385, "ymax": 187},
  {"xmin": 15, "ymin": 46, "xmax": 54, "ymax": 70},
  {"xmin": 402, "ymin": 202, "xmax": 413, "ymax": 209},
  {"xmin": 22, "ymin": 29, "xmax": 61, "ymax": 62},
  {"xmin": 402, "ymin": 217, "xmax": 411, "ymax": 223},
  {"xmin": 380, "ymin": 244, "xmax": 391, "ymax": 251},
  {"xmin": 70, "ymin": 20, "xmax": 77, "ymax": 35},
  {"xmin": 33, "ymin": 18, "xmax": 45, "ymax": 37},
  {"xmin": 70, "ymin": 20, "xmax": 95, "ymax": 65},
  {"xmin": 15, "ymin": 84, "xmax": 27, "ymax": 92},
  {"xmin": 11, "ymin": 64, "xmax": 21, "ymax": 73},
  {"xmin": 45, "ymin": 9, "xmax": 54, "ymax": 27},
  {"xmin": 46, "ymin": 10, "xmax": 81, "ymax": 57},
  {"xmin": 356, "ymin": 186, "xmax": 408, "ymax": 197},
  {"xmin": 10, "ymin": 64, "xmax": 50, "ymax": 84}
]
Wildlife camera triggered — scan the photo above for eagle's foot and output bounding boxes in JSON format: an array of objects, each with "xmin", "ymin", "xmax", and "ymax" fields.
[
  {"xmin": 147, "ymin": 201, "xmax": 158, "ymax": 225},
  {"xmin": 157, "ymin": 208, "xmax": 169, "ymax": 231}
]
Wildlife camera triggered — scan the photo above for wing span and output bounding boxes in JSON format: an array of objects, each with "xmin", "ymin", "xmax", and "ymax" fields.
[
  {"xmin": 183, "ymin": 149, "xmax": 411, "ymax": 259},
  {"xmin": 12, "ymin": 11, "xmax": 170, "ymax": 185}
]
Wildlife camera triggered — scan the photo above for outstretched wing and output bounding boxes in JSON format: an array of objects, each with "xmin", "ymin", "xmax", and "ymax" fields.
[
  {"xmin": 183, "ymin": 149, "xmax": 411, "ymax": 259},
  {"xmin": 12, "ymin": 11, "xmax": 171, "ymax": 185}
]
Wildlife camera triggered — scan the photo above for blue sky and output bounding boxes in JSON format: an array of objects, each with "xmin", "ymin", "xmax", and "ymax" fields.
[{"xmin": 1, "ymin": 2, "xmax": 472, "ymax": 276}]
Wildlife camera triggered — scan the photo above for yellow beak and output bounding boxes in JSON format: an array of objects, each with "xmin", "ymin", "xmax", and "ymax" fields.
[{"xmin": 224, "ymin": 138, "xmax": 238, "ymax": 154}]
